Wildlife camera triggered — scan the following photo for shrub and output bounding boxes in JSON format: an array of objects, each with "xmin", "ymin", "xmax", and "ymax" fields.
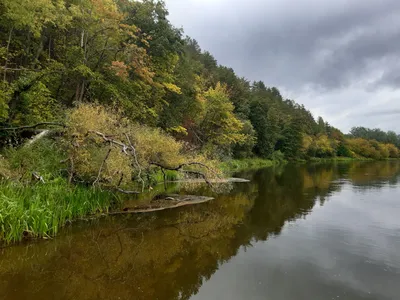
[
  {"xmin": 314, "ymin": 135, "xmax": 336, "ymax": 158},
  {"xmin": 3, "ymin": 138, "xmax": 64, "ymax": 181},
  {"xmin": 64, "ymin": 104, "xmax": 220, "ymax": 188},
  {"xmin": 269, "ymin": 150, "xmax": 285, "ymax": 162},
  {"xmin": 387, "ymin": 144, "xmax": 400, "ymax": 158},
  {"xmin": 347, "ymin": 138, "xmax": 385, "ymax": 159},
  {"xmin": 337, "ymin": 142, "xmax": 352, "ymax": 157}
]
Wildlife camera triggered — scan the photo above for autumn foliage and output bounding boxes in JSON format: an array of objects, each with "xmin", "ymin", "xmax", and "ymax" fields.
[{"xmin": 0, "ymin": 0, "xmax": 399, "ymax": 163}]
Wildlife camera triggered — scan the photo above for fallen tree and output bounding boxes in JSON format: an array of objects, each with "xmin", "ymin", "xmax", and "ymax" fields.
[{"xmin": 62, "ymin": 104, "xmax": 221, "ymax": 192}]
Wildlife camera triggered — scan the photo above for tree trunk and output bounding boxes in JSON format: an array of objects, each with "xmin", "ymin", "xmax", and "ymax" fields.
[
  {"xmin": 79, "ymin": 79, "xmax": 85, "ymax": 102},
  {"xmin": 75, "ymin": 82, "xmax": 81, "ymax": 103},
  {"xmin": 3, "ymin": 27, "xmax": 14, "ymax": 82},
  {"xmin": 32, "ymin": 30, "xmax": 46, "ymax": 68}
]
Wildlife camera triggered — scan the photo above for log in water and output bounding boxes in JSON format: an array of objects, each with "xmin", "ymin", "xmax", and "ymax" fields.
[{"xmin": 112, "ymin": 194, "xmax": 215, "ymax": 214}]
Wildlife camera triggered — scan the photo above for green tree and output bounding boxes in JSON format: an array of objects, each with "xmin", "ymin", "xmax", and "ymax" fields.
[
  {"xmin": 317, "ymin": 116, "xmax": 326, "ymax": 134},
  {"xmin": 279, "ymin": 117, "xmax": 303, "ymax": 159},
  {"xmin": 196, "ymin": 82, "xmax": 246, "ymax": 157}
]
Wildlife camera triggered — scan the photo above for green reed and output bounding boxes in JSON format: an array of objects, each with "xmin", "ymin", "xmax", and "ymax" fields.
[
  {"xmin": 220, "ymin": 158, "xmax": 278, "ymax": 173},
  {"xmin": 0, "ymin": 179, "xmax": 116, "ymax": 244},
  {"xmin": 149, "ymin": 169, "xmax": 181, "ymax": 184}
]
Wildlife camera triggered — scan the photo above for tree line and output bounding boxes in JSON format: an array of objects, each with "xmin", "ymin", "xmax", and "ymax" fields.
[{"xmin": 1, "ymin": 0, "xmax": 399, "ymax": 161}]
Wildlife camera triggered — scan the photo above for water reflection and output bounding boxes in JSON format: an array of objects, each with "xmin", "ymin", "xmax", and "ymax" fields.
[{"xmin": 0, "ymin": 161, "xmax": 400, "ymax": 300}]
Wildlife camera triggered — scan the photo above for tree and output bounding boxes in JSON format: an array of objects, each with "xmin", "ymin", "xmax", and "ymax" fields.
[
  {"xmin": 0, "ymin": 0, "xmax": 398, "ymax": 164},
  {"xmin": 65, "ymin": 104, "xmax": 219, "ymax": 189},
  {"xmin": 317, "ymin": 116, "xmax": 326, "ymax": 134},
  {"xmin": 232, "ymin": 120, "xmax": 257, "ymax": 158},
  {"xmin": 279, "ymin": 117, "xmax": 303, "ymax": 159},
  {"xmin": 196, "ymin": 82, "xmax": 246, "ymax": 157},
  {"xmin": 249, "ymin": 95, "xmax": 271, "ymax": 157},
  {"xmin": 312, "ymin": 135, "xmax": 336, "ymax": 158}
]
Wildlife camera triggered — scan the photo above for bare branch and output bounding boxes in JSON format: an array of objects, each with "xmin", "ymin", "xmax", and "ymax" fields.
[
  {"xmin": 150, "ymin": 161, "xmax": 219, "ymax": 177},
  {"xmin": 125, "ymin": 133, "xmax": 145, "ymax": 192},
  {"xmin": 24, "ymin": 130, "xmax": 50, "ymax": 147},
  {"xmin": 114, "ymin": 188, "xmax": 140, "ymax": 195},
  {"xmin": 89, "ymin": 130, "xmax": 127, "ymax": 148},
  {"xmin": 88, "ymin": 130, "xmax": 216, "ymax": 187},
  {"xmin": 1, "ymin": 67, "xmax": 34, "ymax": 72},
  {"xmin": 93, "ymin": 148, "xmax": 112, "ymax": 187},
  {"xmin": 1, "ymin": 122, "xmax": 66, "ymax": 131},
  {"xmin": 149, "ymin": 162, "xmax": 215, "ymax": 187},
  {"xmin": 32, "ymin": 172, "xmax": 45, "ymax": 184},
  {"xmin": 182, "ymin": 170, "xmax": 212, "ymax": 187},
  {"xmin": 149, "ymin": 161, "xmax": 215, "ymax": 173},
  {"xmin": 117, "ymin": 173, "xmax": 124, "ymax": 187}
]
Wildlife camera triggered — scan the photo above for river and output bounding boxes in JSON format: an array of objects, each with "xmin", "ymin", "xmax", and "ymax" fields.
[{"xmin": 1, "ymin": 161, "xmax": 400, "ymax": 300}]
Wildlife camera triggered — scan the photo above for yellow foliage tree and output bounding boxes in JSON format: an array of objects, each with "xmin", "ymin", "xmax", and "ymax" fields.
[
  {"xmin": 386, "ymin": 144, "xmax": 400, "ymax": 158},
  {"xmin": 346, "ymin": 138, "xmax": 389, "ymax": 159},
  {"xmin": 65, "ymin": 104, "xmax": 219, "ymax": 190},
  {"xmin": 196, "ymin": 82, "xmax": 246, "ymax": 156}
]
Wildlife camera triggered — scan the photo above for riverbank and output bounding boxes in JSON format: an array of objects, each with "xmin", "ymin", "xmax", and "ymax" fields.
[
  {"xmin": 307, "ymin": 157, "xmax": 374, "ymax": 162},
  {"xmin": 1, "ymin": 160, "xmax": 399, "ymax": 299},
  {"xmin": 0, "ymin": 157, "xmax": 274, "ymax": 244},
  {"xmin": 307, "ymin": 157, "xmax": 400, "ymax": 163},
  {"xmin": 220, "ymin": 158, "xmax": 282, "ymax": 173},
  {"xmin": 0, "ymin": 155, "xmax": 398, "ymax": 245}
]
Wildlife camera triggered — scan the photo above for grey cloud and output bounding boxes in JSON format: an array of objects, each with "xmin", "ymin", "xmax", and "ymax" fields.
[
  {"xmin": 166, "ymin": 0, "xmax": 400, "ymax": 131},
  {"xmin": 361, "ymin": 109, "xmax": 400, "ymax": 117},
  {"xmin": 374, "ymin": 61, "xmax": 400, "ymax": 88}
]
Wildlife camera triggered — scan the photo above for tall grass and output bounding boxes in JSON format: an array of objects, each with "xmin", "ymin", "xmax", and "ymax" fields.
[
  {"xmin": 0, "ymin": 179, "xmax": 116, "ymax": 244},
  {"xmin": 308, "ymin": 157, "xmax": 375, "ymax": 162},
  {"xmin": 220, "ymin": 158, "xmax": 279, "ymax": 173},
  {"xmin": 149, "ymin": 169, "xmax": 181, "ymax": 183}
]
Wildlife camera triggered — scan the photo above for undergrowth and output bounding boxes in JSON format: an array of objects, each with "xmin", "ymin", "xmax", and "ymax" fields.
[{"xmin": 220, "ymin": 158, "xmax": 279, "ymax": 173}]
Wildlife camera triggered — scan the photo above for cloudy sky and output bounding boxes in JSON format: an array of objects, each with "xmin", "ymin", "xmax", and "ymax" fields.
[{"xmin": 165, "ymin": 0, "xmax": 400, "ymax": 133}]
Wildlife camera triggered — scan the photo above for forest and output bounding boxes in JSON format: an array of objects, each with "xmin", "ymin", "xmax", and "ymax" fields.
[{"xmin": 0, "ymin": 0, "xmax": 400, "ymax": 242}]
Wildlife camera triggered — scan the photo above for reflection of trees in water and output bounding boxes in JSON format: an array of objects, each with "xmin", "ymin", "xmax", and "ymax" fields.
[
  {"xmin": 238, "ymin": 163, "xmax": 341, "ymax": 242},
  {"xmin": 0, "ymin": 162, "xmax": 399, "ymax": 299},
  {"xmin": 0, "ymin": 190, "xmax": 256, "ymax": 300},
  {"xmin": 346, "ymin": 161, "xmax": 400, "ymax": 188}
]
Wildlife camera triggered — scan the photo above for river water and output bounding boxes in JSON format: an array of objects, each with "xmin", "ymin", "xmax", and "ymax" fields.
[{"xmin": 1, "ymin": 161, "xmax": 400, "ymax": 300}]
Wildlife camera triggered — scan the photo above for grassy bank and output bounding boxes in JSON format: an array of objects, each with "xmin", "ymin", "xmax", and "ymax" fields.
[
  {"xmin": 0, "ymin": 180, "xmax": 116, "ymax": 244},
  {"xmin": 306, "ymin": 157, "xmax": 400, "ymax": 163},
  {"xmin": 0, "ymin": 154, "xmax": 397, "ymax": 245},
  {"xmin": 220, "ymin": 158, "xmax": 281, "ymax": 173},
  {"xmin": 308, "ymin": 157, "xmax": 374, "ymax": 162}
]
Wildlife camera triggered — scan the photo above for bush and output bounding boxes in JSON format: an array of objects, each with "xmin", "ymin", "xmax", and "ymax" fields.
[
  {"xmin": 346, "ymin": 138, "xmax": 396, "ymax": 159},
  {"xmin": 3, "ymin": 138, "xmax": 64, "ymax": 181},
  {"xmin": 269, "ymin": 150, "xmax": 286, "ymax": 162},
  {"xmin": 65, "ymin": 104, "xmax": 220, "ymax": 188},
  {"xmin": 313, "ymin": 135, "xmax": 336, "ymax": 158},
  {"xmin": 387, "ymin": 144, "xmax": 400, "ymax": 158},
  {"xmin": 337, "ymin": 142, "xmax": 352, "ymax": 157}
]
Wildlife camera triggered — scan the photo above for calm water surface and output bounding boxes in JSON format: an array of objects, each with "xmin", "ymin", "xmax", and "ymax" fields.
[{"xmin": 1, "ymin": 161, "xmax": 400, "ymax": 300}]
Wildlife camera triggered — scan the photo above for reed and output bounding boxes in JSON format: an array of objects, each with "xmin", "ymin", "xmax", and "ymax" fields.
[
  {"xmin": 0, "ymin": 179, "xmax": 116, "ymax": 244},
  {"xmin": 220, "ymin": 158, "xmax": 278, "ymax": 173},
  {"xmin": 149, "ymin": 169, "xmax": 181, "ymax": 184}
]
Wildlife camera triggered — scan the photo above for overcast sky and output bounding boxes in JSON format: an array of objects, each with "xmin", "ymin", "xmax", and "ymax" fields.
[{"xmin": 165, "ymin": 0, "xmax": 400, "ymax": 133}]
